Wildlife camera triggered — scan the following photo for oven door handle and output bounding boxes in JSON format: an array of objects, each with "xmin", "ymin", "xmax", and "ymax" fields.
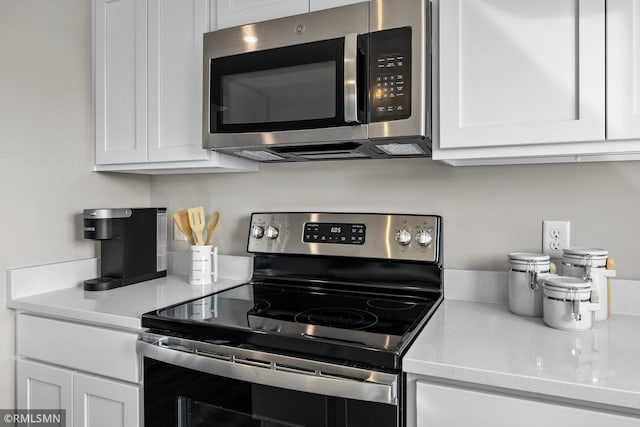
[
  {"xmin": 137, "ymin": 335, "xmax": 397, "ymax": 406},
  {"xmin": 344, "ymin": 32, "xmax": 359, "ymax": 124}
]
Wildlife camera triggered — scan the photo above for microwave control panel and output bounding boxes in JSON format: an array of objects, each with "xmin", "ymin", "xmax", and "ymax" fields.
[{"xmin": 370, "ymin": 27, "xmax": 412, "ymax": 122}]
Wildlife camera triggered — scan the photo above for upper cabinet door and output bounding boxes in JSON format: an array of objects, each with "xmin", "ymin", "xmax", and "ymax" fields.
[
  {"xmin": 309, "ymin": 0, "xmax": 365, "ymax": 11},
  {"xmin": 438, "ymin": 0, "xmax": 605, "ymax": 149},
  {"xmin": 216, "ymin": 0, "xmax": 309, "ymax": 29},
  {"xmin": 606, "ymin": 0, "xmax": 640, "ymax": 140},
  {"xmin": 147, "ymin": 0, "xmax": 211, "ymax": 162},
  {"xmin": 94, "ymin": 0, "xmax": 148, "ymax": 164}
]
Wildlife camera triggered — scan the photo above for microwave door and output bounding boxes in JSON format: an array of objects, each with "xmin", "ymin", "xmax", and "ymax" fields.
[
  {"xmin": 205, "ymin": 34, "xmax": 368, "ymax": 150},
  {"xmin": 343, "ymin": 33, "xmax": 359, "ymax": 124}
]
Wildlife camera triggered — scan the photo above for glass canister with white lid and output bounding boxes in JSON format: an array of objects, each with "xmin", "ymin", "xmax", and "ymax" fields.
[
  {"xmin": 541, "ymin": 276, "xmax": 599, "ymax": 331},
  {"xmin": 561, "ymin": 248, "xmax": 616, "ymax": 322},
  {"xmin": 508, "ymin": 253, "xmax": 554, "ymax": 317}
]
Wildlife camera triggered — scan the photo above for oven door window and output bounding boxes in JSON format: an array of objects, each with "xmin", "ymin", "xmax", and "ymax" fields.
[
  {"xmin": 210, "ymin": 38, "xmax": 351, "ymax": 133},
  {"xmin": 144, "ymin": 359, "xmax": 397, "ymax": 427}
]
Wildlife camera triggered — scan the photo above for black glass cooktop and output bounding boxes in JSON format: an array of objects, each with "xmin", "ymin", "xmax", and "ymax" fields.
[{"xmin": 142, "ymin": 282, "xmax": 441, "ymax": 369}]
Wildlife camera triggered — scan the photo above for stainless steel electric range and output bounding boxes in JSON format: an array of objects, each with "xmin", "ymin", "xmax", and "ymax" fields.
[{"xmin": 138, "ymin": 212, "xmax": 442, "ymax": 427}]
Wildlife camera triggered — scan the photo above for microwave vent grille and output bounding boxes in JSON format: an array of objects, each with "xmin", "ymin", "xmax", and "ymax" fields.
[
  {"xmin": 375, "ymin": 143, "xmax": 425, "ymax": 156},
  {"xmin": 235, "ymin": 151, "xmax": 285, "ymax": 161}
]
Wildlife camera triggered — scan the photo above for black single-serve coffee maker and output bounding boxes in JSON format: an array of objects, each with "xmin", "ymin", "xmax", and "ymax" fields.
[{"xmin": 83, "ymin": 208, "xmax": 167, "ymax": 291}]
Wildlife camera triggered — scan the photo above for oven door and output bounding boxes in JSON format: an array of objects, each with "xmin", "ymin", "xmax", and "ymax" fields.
[{"xmin": 138, "ymin": 334, "xmax": 399, "ymax": 427}]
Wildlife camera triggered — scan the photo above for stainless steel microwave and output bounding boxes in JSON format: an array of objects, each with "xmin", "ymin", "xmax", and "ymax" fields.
[{"xmin": 202, "ymin": 0, "xmax": 430, "ymax": 162}]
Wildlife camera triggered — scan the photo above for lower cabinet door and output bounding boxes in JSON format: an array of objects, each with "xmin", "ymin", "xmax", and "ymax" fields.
[
  {"xmin": 73, "ymin": 372, "xmax": 140, "ymax": 427},
  {"xmin": 17, "ymin": 358, "xmax": 73, "ymax": 425},
  {"xmin": 416, "ymin": 381, "xmax": 639, "ymax": 427}
]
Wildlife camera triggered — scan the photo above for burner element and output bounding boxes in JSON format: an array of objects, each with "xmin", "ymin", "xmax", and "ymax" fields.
[
  {"xmin": 367, "ymin": 299, "xmax": 418, "ymax": 311},
  {"xmin": 294, "ymin": 307, "xmax": 378, "ymax": 330},
  {"xmin": 253, "ymin": 298, "xmax": 271, "ymax": 313}
]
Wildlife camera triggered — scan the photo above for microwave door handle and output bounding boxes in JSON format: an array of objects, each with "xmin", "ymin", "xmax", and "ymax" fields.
[{"xmin": 344, "ymin": 33, "xmax": 359, "ymax": 123}]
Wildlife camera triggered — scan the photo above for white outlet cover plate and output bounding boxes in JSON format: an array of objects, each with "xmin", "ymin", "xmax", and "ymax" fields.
[
  {"xmin": 542, "ymin": 220, "xmax": 571, "ymax": 258},
  {"xmin": 173, "ymin": 220, "xmax": 187, "ymax": 241}
]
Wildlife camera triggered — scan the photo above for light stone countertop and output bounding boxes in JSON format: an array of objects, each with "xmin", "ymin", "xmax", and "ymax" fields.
[
  {"xmin": 6, "ymin": 253, "xmax": 252, "ymax": 331},
  {"xmin": 403, "ymin": 269, "xmax": 640, "ymax": 413}
]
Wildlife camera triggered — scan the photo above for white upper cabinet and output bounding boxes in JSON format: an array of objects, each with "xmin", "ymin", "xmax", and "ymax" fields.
[
  {"xmin": 216, "ymin": 0, "xmax": 309, "ymax": 29},
  {"xmin": 147, "ymin": 0, "xmax": 210, "ymax": 163},
  {"xmin": 309, "ymin": 0, "xmax": 366, "ymax": 12},
  {"xmin": 94, "ymin": 0, "xmax": 148, "ymax": 165},
  {"xmin": 93, "ymin": 0, "xmax": 257, "ymax": 173},
  {"xmin": 215, "ymin": 0, "xmax": 366, "ymax": 29},
  {"xmin": 433, "ymin": 0, "xmax": 640, "ymax": 165},
  {"xmin": 437, "ymin": 0, "xmax": 605, "ymax": 150},
  {"xmin": 606, "ymin": 0, "xmax": 640, "ymax": 140}
]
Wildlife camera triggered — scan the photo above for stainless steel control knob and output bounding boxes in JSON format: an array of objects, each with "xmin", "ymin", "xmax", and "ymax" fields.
[
  {"xmin": 396, "ymin": 229, "xmax": 412, "ymax": 245},
  {"xmin": 416, "ymin": 230, "xmax": 432, "ymax": 246},
  {"xmin": 251, "ymin": 225, "xmax": 265, "ymax": 239},
  {"xmin": 266, "ymin": 225, "xmax": 279, "ymax": 239}
]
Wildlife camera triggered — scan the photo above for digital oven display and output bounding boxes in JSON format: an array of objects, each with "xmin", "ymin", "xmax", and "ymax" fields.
[{"xmin": 303, "ymin": 223, "xmax": 366, "ymax": 245}]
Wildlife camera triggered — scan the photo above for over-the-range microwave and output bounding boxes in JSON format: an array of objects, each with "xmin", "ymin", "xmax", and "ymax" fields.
[{"xmin": 202, "ymin": 0, "xmax": 431, "ymax": 162}]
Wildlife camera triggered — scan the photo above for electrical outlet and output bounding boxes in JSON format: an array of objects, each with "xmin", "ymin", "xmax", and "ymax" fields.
[
  {"xmin": 542, "ymin": 220, "xmax": 570, "ymax": 258},
  {"xmin": 173, "ymin": 220, "xmax": 187, "ymax": 241}
]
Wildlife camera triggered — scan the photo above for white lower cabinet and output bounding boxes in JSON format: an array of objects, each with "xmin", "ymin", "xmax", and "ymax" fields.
[
  {"xmin": 74, "ymin": 372, "xmax": 140, "ymax": 427},
  {"xmin": 414, "ymin": 381, "xmax": 639, "ymax": 427},
  {"xmin": 17, "ymin": 359, "xmax": 140, "ymax": 427},
  {"xmin": 16, "ymin": 314, "xmax": 141, "ymax": 427},
  {"xmin": 17, "ymin": 359, "xmax": 73, "ymax": 416}
]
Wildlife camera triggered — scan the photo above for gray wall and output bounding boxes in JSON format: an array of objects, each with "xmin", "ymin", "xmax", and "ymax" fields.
[
  {"xmin": 152, "ymin": 158, "xmax": 640, "ymax": 277},
  {"xmin": 0, "ymin": 0, "xmax": 150, "ymax": 408}
]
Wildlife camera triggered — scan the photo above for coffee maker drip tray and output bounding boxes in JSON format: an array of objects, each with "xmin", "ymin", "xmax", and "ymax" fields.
[{"xmin": 83, "ymin": 277, "xmax": 124, "ymax": 291}]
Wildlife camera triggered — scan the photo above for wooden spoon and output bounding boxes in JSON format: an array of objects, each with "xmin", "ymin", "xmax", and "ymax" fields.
[
  {"xmin": 172, "ymin": 210, "xmax": 195, "ymax": 245},
  {"xmin": 607, "ymin": 258, "xmax": 615, "ymax": 317},
  {"xmin": 187, "ymin": 207, "xmax": 206, "ymax": 246},
  {"xmin": 204, "ymin": 211, "xmax": 220, "ymax": 246}
]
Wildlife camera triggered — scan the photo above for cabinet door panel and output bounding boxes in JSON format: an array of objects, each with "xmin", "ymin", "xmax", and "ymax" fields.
[
  {"xmin": 216, "ymin": 0, "xmax": 309, "ymax": 29},
  {"xmin": 607, "ymin": 0, "xmax": 640, "ymax": 140},
  {"xmin": 309, "ymin": 0, "xmax": 364, "ymax": 11},
  {"xmin": 17, "ymin": 314, "xmax": 140, "ymax": 384},
  {"xmin": 73, "ymin": 372, "xmax": 140, "ymax": 427},
  {"xmin": 17, "ymin": 359, "xmax": 73, "ymax": 418},
  {"xmin": 416, "ymin": 381, "xmax": 639, "ymax": 427},
  {"xmin": 94, "ymin": 0, "xmax": 147, "ymax": 164},
  {"xmin": 147, "ymin": 0, "xmax": 211, "ymax": 162},
  {"xmin": 439, "ymin": 0, "xmax": 605, "ymax": 149}
]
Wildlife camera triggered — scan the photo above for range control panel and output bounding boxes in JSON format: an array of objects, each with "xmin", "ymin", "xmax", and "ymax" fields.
[
  {"xmin": 248, "ymin": 213, "xmax": 441, "ymax": 264},
  {"xmin": 370, "ymin": 27, "xmax": 412, "ymax": 123},
  {"xmin": 303, "ymin": 223, "xmax": 366, "ymax": 245}
]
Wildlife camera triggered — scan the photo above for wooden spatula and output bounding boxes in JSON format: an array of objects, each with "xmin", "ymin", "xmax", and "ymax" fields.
[
  {"xmin": 204, "ymin": 211, "xmax": 220, "ymax": 246},
  {"xmin": 607, "ymin": 258, "xmax": 615, "ymax": 317},
  {"xmin": 187, "ymin": 207, "xmax": 206, "ymax": 246},
  {"xmin": 172, "ymin": 210, "xmax": 195, "ymax": 245}
]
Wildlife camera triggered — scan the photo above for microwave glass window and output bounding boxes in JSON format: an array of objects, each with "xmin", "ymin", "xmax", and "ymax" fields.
[{"xmin": 222, "ymin": 61, "xmax": 336, "ymax": 125}]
